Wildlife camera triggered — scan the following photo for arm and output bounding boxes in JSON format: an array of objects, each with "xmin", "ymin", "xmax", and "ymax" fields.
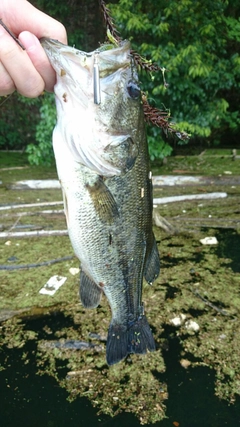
[{"xmin": 0, "ymin": 0, "xmax": 67, "ymax": 97}]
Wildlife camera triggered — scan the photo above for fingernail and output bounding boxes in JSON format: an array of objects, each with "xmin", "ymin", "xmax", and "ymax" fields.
[{"xmin": 19, "ymin": 31, "xmax": 40, "ymax": 52}]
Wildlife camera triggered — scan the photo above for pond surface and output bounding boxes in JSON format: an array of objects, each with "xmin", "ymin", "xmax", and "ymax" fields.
[
  {"xmin": 1, "ymin": 152, "xmax": 240, "ymax": 426},
  {"xmin": 1, "ymin": 313, "xmax": 240, "ymax": 427}
]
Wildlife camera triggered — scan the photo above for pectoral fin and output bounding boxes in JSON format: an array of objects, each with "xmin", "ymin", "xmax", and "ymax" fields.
[
  {"xmin": 80, "ymin": 270, "xmax": 102, "ymax": 308},
  {"xmin": 85, "ymin": 176, "xmax": 119, "ymax": 223},
  {"xmin": 144, "ymin": 236, "xmax": 160, "ymax": 284}
]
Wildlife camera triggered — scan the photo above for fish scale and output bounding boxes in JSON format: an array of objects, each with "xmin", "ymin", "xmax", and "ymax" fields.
[{"xmin": 41, "ymin": 37, "xmax": 160, "ymax": 365}]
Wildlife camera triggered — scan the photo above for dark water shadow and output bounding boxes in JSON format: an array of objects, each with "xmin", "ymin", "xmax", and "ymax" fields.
[
  {"xmin": 0, "ymin": 340, "xmax": 141, "ymax": 427},
  {"xmin": 153, "ymin": 326, "xmax": 240, "ymax": 427},
  {"xmin": 215, "ymin": 229, "xmax": 240, "ymax": 272},
  {"xmin": 22, "ymin": 311, "xmax": 79, "ymax": 339},
  {"xmin": 1, "ymin": 317, "xmax": 240, "ymax": 427}
]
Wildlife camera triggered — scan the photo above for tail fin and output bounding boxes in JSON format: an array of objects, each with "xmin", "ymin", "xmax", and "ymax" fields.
[
  {"xmin": 106, "ymin": 316, "xmax": 155, "ymax": 366},
  {"xmin": 106, "ymin": 324, "xmax": 128, "ymax": 366},
  {"xmin": 128, "ymin": 316, "xmax": 156, "ymax": 354}
]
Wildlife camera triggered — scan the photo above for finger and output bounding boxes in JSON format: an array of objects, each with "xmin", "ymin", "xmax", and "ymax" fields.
[
  {"xmin": 2, "ymin": 1, "xmax": 67, "ymax": 45},
  {"xmin": 19, "ymin": 31, "xmax": 56, "ymax": 92},
  {"xmin": 0, "ymin": 26, "xmax": 45, "ymax": 97},
  {"xmin": 0, "ymin": 61, "xmax": 15, "ymax": 96}
]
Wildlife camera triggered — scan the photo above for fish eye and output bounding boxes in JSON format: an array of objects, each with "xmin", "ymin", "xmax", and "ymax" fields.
[{"xmin": 127, "ymin": 81, "xmax": 141, "ymax": 99}]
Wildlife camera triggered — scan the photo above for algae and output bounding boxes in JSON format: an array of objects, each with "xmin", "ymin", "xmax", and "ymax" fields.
[{"xmin": 0, "ymin": 151, "xmax": 240, "ymax": 424}]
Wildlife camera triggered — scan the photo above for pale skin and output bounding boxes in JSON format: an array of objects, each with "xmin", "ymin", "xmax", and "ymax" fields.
[{"xmin": 0, "ymin": 0, "xmax": 67, "ymax": 97}]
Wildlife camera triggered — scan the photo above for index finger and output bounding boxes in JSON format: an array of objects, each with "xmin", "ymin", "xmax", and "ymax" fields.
[
  {"xmin": 0, "ymin": 25, "xmax": 46, "ymax": 97},
  {"xmin": 1, "ymin": 1, "xmax": 67, "ymax": 44}
]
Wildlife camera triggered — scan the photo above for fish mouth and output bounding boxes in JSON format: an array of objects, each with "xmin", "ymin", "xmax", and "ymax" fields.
[
  {"xmin": 40, "ymin": 37, "xmax": 131, "ymax": 76},
  {"xmin": 40, "ymin": 37, "xmax": 92, "ymax": 61}
]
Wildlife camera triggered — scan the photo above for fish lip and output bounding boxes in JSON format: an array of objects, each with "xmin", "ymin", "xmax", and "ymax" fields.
[
  {"xmin": 40, "ymin": 37, "xmax": 85, "ymax": 58},
  {"xmin": 40, "ymin": 37, "xmax": 64, "ymax": 49},
  {"xmin": 40, "ymin": 37, "xmax": 131, "ymax": 61},
  {"xmin": 41, "ymin": 37, "xmax": 132, "ymax": 85}
]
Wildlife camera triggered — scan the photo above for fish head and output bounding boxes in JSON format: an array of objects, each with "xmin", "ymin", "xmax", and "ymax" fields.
[{"xmin": 41, "ymin": 38, "xmax": 144, "ymax": 177}]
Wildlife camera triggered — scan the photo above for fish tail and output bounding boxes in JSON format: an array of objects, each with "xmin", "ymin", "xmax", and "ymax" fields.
[
  {"xmin": 106, "ymin": 323, "xmax": 128, "ymax": 366},
  {"xmin": 128, "ymin": 315, "xmax": 156, "ymax": 355},
  {"xmin": 106, "ymin": 316, "xmax": 155, "ymax": 366}
]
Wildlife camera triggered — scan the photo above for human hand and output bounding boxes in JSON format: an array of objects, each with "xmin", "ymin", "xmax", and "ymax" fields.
[{"xmin": 0, "ymin": 0, "xmax": 67, "ymax": 97}]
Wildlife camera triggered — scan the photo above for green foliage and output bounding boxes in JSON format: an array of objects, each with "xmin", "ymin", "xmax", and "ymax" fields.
[
  {"xmin": 1, "ymin": 0, "xmax": 239, "ymax": 163},
  {"xmin": 26, "ymin": 93, "xmax": 56, "ymax": 166},
  {"xmin": 108, "ymin": 0, "xmax": 240, "ymax": 158},
  {"xmin": 147, "ymin": 127, "xmax": 173, "ymax": 160},
  {"xmin": 0, "ymin": 94, "xmax": 41, "ymax": 150},
  {"xmin": 32, "ymin": 0, "xmax": 105, "ymax": 50}
]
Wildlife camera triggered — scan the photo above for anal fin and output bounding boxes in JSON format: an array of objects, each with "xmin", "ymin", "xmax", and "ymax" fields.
[
  {"xmin": 144, "ymin": 235, "xmax": 160, "ymax": 284},
  {"xmin": 80, "ymin": 270, "xmax": 102, "ymax": 308}
]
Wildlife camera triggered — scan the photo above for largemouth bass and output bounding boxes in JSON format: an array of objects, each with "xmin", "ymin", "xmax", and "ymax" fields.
[{"xmin": 41, "ymin": 38, "xmax": 160, "ymax": 365}]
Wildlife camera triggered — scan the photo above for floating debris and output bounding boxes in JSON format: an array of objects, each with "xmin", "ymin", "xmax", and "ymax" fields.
[
  {"xmin": 180, "ymin": 358, "xmax": 192, "ymax": 369},
  {"xmin": 39, "ymin": 275, "xmax": 67, "ymax": 296},
  {"xmin": 200, "ymin": 236, "xmax": 218, "ymax": 245},
  {"xmin": 185, "ymin": 319, "xmax": 200, "ymax": 332},
  {"xmin": 11, "ymin": 180, "xmax": 61, "ymax": 190},
  {"xmin": 153, "ymin": 192, "xmax": 227, "ymax": 205},
  {"xmin": 69, "ymin": 267, "xmax": 80, "ymax": 276},
  {"xmin": 170, "ymin": 313, "xmax": 187, "ymax": 327}
]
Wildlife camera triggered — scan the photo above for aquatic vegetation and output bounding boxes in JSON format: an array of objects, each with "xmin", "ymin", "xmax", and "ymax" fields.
[{"xmin": 0, "ymin": 153, "xmax": 240, "ymax": 423}]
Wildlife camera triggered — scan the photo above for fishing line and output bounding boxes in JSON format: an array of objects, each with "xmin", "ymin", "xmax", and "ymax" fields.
[{"xmin": 0, "ymin": 19, "xmax": 25, "ymax": 50}]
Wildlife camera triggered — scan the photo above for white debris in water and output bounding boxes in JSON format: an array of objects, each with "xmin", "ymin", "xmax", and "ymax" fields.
[
  {"xmin": 180, "ymin": 358, "xmax": 191, "ymax": 369},
  {"xmin": 39, "ymin": 275, "xmax": 67, "ymax": 296},
  {"xmin": 5, "ymin": 240, "xmax": 11, "ymax": 246},
  {"xmin": 69, "ymin": 267, "xmax": 80, "ymax": 276},
  {"xmin": 219, "ymin": 334, "xmax": 227, "ymax": 340},
  {"xmin": 185, "ymin": 319, "xmax": 200, "ymax": 332},
  {"xmin": 223, "ymin": 171, "xmax": 232, "ymax": 175},
  {"xmin": 200, "ymin": 236, "xmax": 218, "ymax": 245},
  {"xmin": 14, "ymin": 180, "xmax": 60, "ymax": 189},
  {"xmin": 153, "ymin": 192, "xmax": 227, "ymax": 205},
  {"xmin": 152, "ymin": 175, "xmax": 201, "ymax": 186},
  {"xmin": 170, "ymin": 313, "xmax": 187, "ymax": 327}
]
